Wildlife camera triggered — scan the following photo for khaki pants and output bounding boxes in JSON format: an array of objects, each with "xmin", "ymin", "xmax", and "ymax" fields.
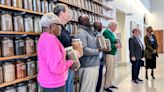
[
  {"xmin": 79, "ymin": 66, "xmax": 99, "ymax": 92},
  {"xmin": 104, "ymin": 54, "xmax": 115, "ymax": 89}
]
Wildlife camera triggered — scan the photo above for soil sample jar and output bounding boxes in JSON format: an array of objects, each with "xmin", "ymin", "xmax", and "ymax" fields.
[
  {"xmin": 105, "ymin": 39, "xmax": 111, "ymax": 51},
  {"xmin": 34, "ymin": 17, "xmax": 42, "ymax": 33},
  {"xmin": 25, "ymin": 37, "xmax": 35, "ymax": 54},
  {"xmin": 65, "ymin": 47, "xmax": 80, "ymax": 69},
  {"xmin": 17, "ymin": 83, "xmax": 27, "ymax": 92},
  {"xmin": 1, "ymin": 12, "xmax": 13, "ymax": 31},
  {"xmin": 96, "ymin": 35, "xmax": 107, "ymax": 50},
  {"xmin": 34, "ymin": 38, "xmax": 38, "ymax": 52},
  {"xmin": 0, "ymin": 0, "xmax": 11, "ymax": 6},
  {"xmin": 13, "ymin": 15, "xmax": 24, "ymax": 32},
  {"xmin": 15, "ymin": 37, "xmax": 25, "ymax": 55},
  {"xmin": 3, "ymin": 62, "xmax": 15, "ymax": 82},
  {"xmin": 3, "ymin": 86, "xmax": 16, "ymax": 92},
  {"xmin": 41, "ymin": 0, "xmax": 48, "ymax": 13},
  {"xmin": 33, "ymin": 0, "xmax": 37, "ymax": 11},
  {"xmin": 37, "ymin": 85, "xmax": 43, "ymax": 92},
  {"xmin": 0, "ymin": 62, "xmax": 3, "ymax": 84},
  {"xmin": 24, "ymin": 16, "xmax": 34, "ymax": 32},
  {"xmin": 12, "ymin": 0, "xmax": 22, "ymax": 8},
  {"xmin": 36, "ymin": 0, "xmax": 41, "ymax": 12},
  {"xmin": 16, "ymin": 60, "xmax": 26, "ymax": 79},
  {"xmin": 71, "ymin": 39, "xmax": 83, "ymax": 58},
  {"xmin": 26, "ymin": 59, "xmax": 36, "ymax": 76},
  {"xmin": 23, "ymin": 0, "xmax": 28, "ymax": 9},
  {"xmin": 28, "ymin": 80, "xmax": 37, "ymax": 92},
  {"xmin": 1, "ymin": 37, "xmax": 14, "ymax": 57}
]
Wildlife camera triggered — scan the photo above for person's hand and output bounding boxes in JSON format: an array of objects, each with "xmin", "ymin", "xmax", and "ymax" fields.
[
  {"xmin": 102, "ymin": 48, "xmax": 108, "ymax": 52},
  {"xmin": 131, "ymin": 56, "xmax": 136, "ymax": 61},
  {"xmin": 115, "ymin": 43, "xmax": 121, "ymax": 49},
  {"xmin": 153, "ymin": 50, "xmax": 157, "ymax": 54},
  {"xmin": 70, "ymin": 61, "xmax": 80, "ymax": 71}
]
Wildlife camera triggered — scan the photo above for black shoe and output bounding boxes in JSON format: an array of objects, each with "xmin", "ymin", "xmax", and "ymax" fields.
[
  {"xmin": 137, "ymin": 78, "xmax": 143, "ymax": 82},
  {"xmin": 132, "ymin": 80, "xmax": 138, "ymax": 84},
  {"xmin": 104, "ymin": 88, "xmax": 113, "ymax": 92},
  {"xmin": 151, "ymin": 73, "xmax": 155, "ymax": 79},
  {"xmin": 109, "ymin": 85, "xmax": 118, "ymax": 89}
]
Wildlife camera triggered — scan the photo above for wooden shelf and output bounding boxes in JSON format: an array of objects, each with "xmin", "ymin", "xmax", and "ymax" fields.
[
  {"xmin": 57, "ymin": 0, "xmax": 113, "ymax": 20},
  {"xmin": 0, "ymin": 75, "xmax": 37, "ymax": 88},
  {"xmin": 0, "ymin": 31, "xmax": 40, "ymax": 35},
  {"xmin": 92, "ymin": 0, "xmax": 113, "ymax": 10},
  {"xmin": 0, "ymin": 53, "xmax": 37, "ymax": 61},
  {"xmin": 0, "ymin": 4, "xmax": 43, "ymax": 15}
]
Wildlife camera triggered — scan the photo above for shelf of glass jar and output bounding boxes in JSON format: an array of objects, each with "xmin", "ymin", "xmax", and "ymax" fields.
[
  {"xmin": 56, "ymin": 0, "xmax": 113, "ymax": 20},
  {"xmin": 0, "ymin": 75, "xmax": 37, "ymax": 88},
  {"xmin": 92, "ymin": 0, "xmax": 113, "ymax": 10},
  {"xmin": 0, "ymin": 53, "xmax": 37, "ymax": 61},
  {"xmin": 0, "ymin": 4, "xmax": 43, "ymax": 16},
  {"xmin": 0, "ymin": 31, "xmax": 41, "ymax": 36}
]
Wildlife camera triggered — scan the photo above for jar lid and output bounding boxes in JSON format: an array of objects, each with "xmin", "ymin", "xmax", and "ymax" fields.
[
  {"xmin": 72, "ymin": 39, "xmax": 80, "ymax": 41},
  {"xmin": 17, "ymin": 83, "xmax": 26, "ymax": 87},
  {"xmin": 65, "ymin": 46, "xmax": 73, "ymax": 51}
]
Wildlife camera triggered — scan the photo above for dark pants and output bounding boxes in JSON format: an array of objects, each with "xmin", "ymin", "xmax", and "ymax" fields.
[
  {"xmin": 43, "ymin": 86, "xmax": 65, "ymax": 92},
  {"xmin": 131, "ymin": 60, "xmax": 141, "ymax": 80},
  {"xmin": 96, "ymin": 58, "xmax": 104, "ymax": 92}
]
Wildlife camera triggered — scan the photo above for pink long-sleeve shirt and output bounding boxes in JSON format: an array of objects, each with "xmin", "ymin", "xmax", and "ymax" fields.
[{"xmin": 37, "ymin": 32, "xmax": 73, "ymax": 88}]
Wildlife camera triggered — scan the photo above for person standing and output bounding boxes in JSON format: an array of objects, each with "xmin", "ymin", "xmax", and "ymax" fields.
[
  {"xmin": 93, "ymin": 21, "xmax": 107, "ymax": 92},
  {"xmin": 144, "ymin": 26, "xmax": 158, "ymax": 79},
  {"xmin": 53, "ymin": 4, "xmax": 76, "ymax": 92},
  {"xmin": 129, "ymin": 28, "xmax": 144, "ymax": 84},
  {"xmin": 103, "ymin": 21, "xmax": 121, "ymax": 92},
  {"xmin": 37, "ymin": 13, "xmax": 73, "ymax": 92},
  {"xmin": 76, "ymin": 15, "xmax": 100, "ymax": 92}
]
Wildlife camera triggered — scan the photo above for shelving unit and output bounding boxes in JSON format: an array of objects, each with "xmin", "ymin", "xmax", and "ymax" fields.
[
  {"xmin": 0, "ymin": 4, "xmax": 44, "ymax": 15},
  {"xmin": 0, "ymin": 31, "xmax": 40, "ymax": 36},
  {"xmin": 92, "ymin": 0, "xmax": 113, "ymax": 10},
  {"xmin": 0, "ymin": 75, "xmax": 37, "ymax": 88},
  {"xmin": 57, "ymin": 0, "xmax": 113, "ymax": 20},
  {"xmin": 0, "ymin": 53, "xmax": 37, "ymax": 61}
]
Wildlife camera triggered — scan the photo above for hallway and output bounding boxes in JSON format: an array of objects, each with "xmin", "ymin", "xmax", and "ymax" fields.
[{"xmin": 114, "ymin": 54, "xmax": 164, "ymax": 92}]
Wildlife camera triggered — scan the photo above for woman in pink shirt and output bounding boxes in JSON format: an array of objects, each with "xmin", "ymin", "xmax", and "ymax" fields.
[{"xmin": 37, "ymin": 13, "xmax": 73, "ymax": 92}]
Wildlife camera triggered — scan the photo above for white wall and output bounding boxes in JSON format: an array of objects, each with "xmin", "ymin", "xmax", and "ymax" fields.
[{"xmin": 148, "ymin": 0, "xmax": 164, "ymax": 30}]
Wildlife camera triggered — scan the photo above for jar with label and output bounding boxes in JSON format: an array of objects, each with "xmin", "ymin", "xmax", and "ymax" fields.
[
  {"xmin": 33, "ymin": 0, "xmax": 37, "ymax": 11},
  {"xmin": 26, "ymin": 59, "xmax": 36, "ymax": 76},
  {"xmin": 1, "ymin": 12, "xmax": 13, "ymax": 31},
  {"xmin": 24, "ymin": 16, "xmax": 34, "ymax": 32},
  {"xmin": 65, "ymin": 47, "xmax": 80, "ymax": 69},
  {"xmin": 1, "ymin": 37, "xmax": 14, "ymax": 57},
  {"xmin": 34, "ymin": 17, "xmax": 42, "ymax": 33},
  {"xmin": 96, "ymin": 35, "xmax": 107, "ymax": 50},
  {"xmin": 38, "ymin": 85, "xmax": 43, "ymax": 92},
  {"xmin": 3, "ymin": 62, "xmax": 15, "ymax": 82},
  {"xmin": 13, "ymin": 15, "xmax": 24, "ymax": 32},
  {"xmin": 17, "ymin": 83, "xmax": 27, "ymax": 92},
  {"xmin": 12, "ymin": 0, "xmax": 17, "ymax": 7},
  {"xmin": 3, "ymin": 86, "xmax": 16, "ymax": 92},
  {"xmin": 0, "ymin": 62, "xmax": 3, "ymax": 84},
  {"xmin": 0, "ymin": 0, "xmax": 11, "ymax": 6},
  {"xmin": 15, "ymin": 37, "xmax": 25, "ymax": 55},
  {"xmin": 16, "ymin": 60, "xmax": 26, "ymax": 79},
  {"xmin": 41, "ymin": 0, "xmax": 48, "ymax": 13},
  {"xmin": 105, "ymin": 39, "xmax": 111, "ymax": 51},
  {"xmin": 23, "ymin": 0, "xmax": 28, "ymax": 9},
  {"xmin": 28, "ymin": 80, "xmax": 37, "ymax": 92},
  {"xmin": 25, "ymin": 37, "xmax": 35, "ymax": 54},
  {"xmin": 71, "ymin": 39, "xmax": 83, "ymax": 58},
  {"xmin": 28, "ymin": 0, "xmax": 33, "ymax": 11},
  {"xmin": 36, "ymin": 0, "xmax": 41, "ymax": 12}
]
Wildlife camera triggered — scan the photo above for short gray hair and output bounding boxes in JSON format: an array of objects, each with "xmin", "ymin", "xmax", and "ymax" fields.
[
  {"xmin": 40, "ymin": 12, "xmax": 60, "ymax": 27},
  {"xmin": 108, "ymin": 21, "xmax": 117, "ymax": 27},
  {"xmin": 53, "ymin": 4, "xmax": 68, "ymax": 16}
]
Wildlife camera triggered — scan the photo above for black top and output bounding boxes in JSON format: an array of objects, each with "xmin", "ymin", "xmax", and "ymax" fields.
[{"xmin": 58, "ymin": 26, "xmax": 72, "ymax": 48}]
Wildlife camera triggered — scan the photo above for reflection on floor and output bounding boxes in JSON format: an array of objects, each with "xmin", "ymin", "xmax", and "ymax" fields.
[{"xmin": 112, "ymin": 54, "xmax": 164, "ymax": 92}]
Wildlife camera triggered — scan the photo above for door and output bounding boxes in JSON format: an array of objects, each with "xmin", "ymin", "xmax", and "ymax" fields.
[{"xmin": 153, "ymin": 30, "xmax": 164, "ymax": 53}]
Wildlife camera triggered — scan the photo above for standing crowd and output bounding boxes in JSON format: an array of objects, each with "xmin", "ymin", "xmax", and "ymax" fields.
[{"xmin": 37, "ymin": 3, "xmax": 158, "ymax": 92}]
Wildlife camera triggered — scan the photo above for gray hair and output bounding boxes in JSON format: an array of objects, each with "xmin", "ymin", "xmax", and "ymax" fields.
[
  {"xmin": 40, "ymin": 12, "xmax": 60, "ymax": 27},
  {"xmin": 53, "ymin": 4, "xmax": 68, "ymax": 16},
  {"xmin": 108, "ymin": 21, "xmax": 117, "ymax": 27}
]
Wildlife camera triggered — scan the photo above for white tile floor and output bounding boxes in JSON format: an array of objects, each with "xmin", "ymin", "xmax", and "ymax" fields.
[{"xmin": 112, "ymin": 54, "xmax": 164, "ymax": 92}]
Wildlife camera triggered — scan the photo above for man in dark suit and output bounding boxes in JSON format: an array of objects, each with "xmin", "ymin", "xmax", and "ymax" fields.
[{"xmin": 129, "ymin": 28, "xmax": 144, "ymax": 84}]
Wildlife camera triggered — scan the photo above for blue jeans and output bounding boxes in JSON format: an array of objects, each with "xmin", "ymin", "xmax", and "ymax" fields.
[{"xmin": 66, "ymin": 69, "xmax": 75, "ymax": 92}]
